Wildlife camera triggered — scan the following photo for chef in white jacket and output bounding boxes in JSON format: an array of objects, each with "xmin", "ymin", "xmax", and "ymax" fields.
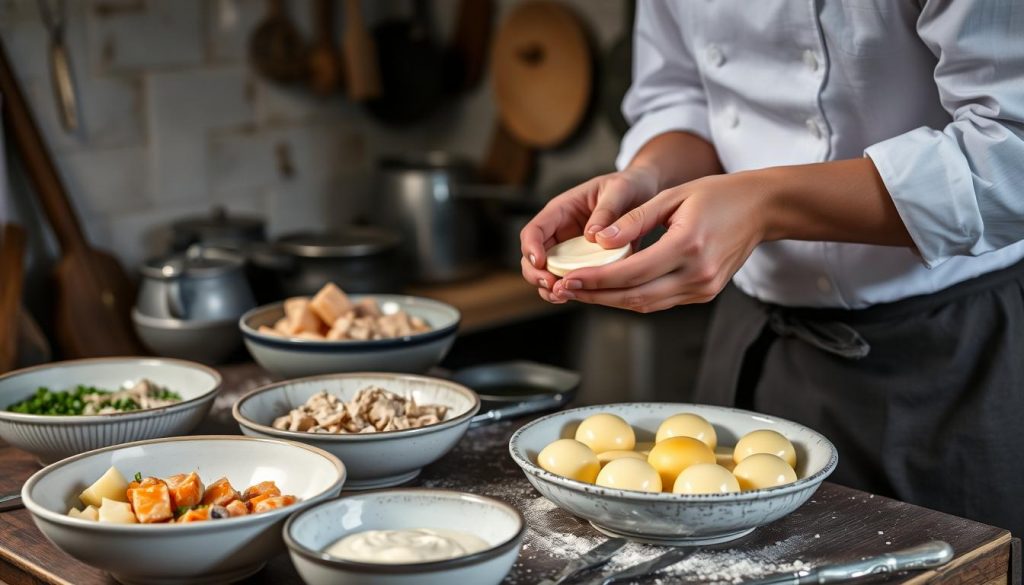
[{"xmin": 521, "ymin": 1, "xmax": 1024, "ymax": 533}]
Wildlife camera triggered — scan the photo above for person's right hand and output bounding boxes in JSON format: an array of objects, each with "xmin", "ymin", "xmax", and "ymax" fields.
[{"xmin": 520, "ymin": 166, "xmax": 660, "ymax": 303}]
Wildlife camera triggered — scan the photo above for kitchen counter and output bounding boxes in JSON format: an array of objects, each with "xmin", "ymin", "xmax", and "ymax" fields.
[{"xmin": 0, "ymin": 363, "xmax": 1018, "ymax": 585}]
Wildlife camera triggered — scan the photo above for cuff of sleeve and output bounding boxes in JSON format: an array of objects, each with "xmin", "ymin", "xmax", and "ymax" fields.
[
  {"xmin": 864, "ymin": 127, "xmax": 982, "ymax": 269},
  {"xmin": 616, "ymin": 104, "xmax": 711, "ymax": 171}
]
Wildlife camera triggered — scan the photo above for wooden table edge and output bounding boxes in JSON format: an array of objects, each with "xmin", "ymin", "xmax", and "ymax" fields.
[
  {"xmin": 902, "ymin": 531, "xmax": 1013, "ymax": 584},
  {"xmin": 0, "ymin": 540, "xmax": 76, "ymax": 585}
]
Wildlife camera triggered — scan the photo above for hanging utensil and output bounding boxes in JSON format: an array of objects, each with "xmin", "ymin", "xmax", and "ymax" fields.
[
  {"xmin": 342, "ymin": 0, "xmax": 381, "ymax": 101},
  {"xmin": 0, "ymin": 224, "xmax": 26, "ymax": 374},
  {"xmin": 0, "ymin": 38, "xmax": 142, "ymax": 357},
  {"xmin": 742, "ymin": 540, "xmax": 954, "ymax": 585},
  {"xmin": 446, "ymin": 0, "xmax": 494, "ymax": 92},
  {"xmin": 309, "ymin": 0, "xmax": 343, "ymax": 95},
  {"xmin": 37, "ymin": 0, "xmax": 78, "ymax": 132},
  {"xmin": 367, "ymin": 0, "xmax": 447, "ymax": 125},
  {"xmin": 249, "ymin": 0, "xmax": 308, "ymax": 83}
]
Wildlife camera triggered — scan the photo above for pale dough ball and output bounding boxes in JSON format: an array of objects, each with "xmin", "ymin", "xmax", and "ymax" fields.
[
  {"xmin": 595, "ymin": 458, "xmax": 662, "ymax": 493},
  {"xmin": 673, "ymin": 463, "xmax": 740, "ymax": 495},
  {"xmin": 545, "ymin": 236, "xmax": 631, "ymax": 277},
  {"xmin": 597, "ymin": 450, "xmax": 646, "ymax": 465},
  {"xmin": 733, "ymin": 429, "xmax": 797, "ymax": 468},
  {"xmin": 646, "ymin": 436, "xmax": 715, "ymax": 488},
  {"xmin": 574, "ymin": 413, "xmax": 636, "ymax": 454},
  {"xmin": 656, "ymin": 413, "xmax": 718, "ymax": 450},
  {"xmin": 732, "ymin": 453, "xmax": 797, "ymax": 491},
  {"xmin": 538, "ymin": 439, "xmax": 601, "ymax": 483}
]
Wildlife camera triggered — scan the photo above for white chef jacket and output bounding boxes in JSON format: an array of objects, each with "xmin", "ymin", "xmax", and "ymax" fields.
[{"xmin": 616, "ymin": 0, "xmax": 1024, "ymax": 309}]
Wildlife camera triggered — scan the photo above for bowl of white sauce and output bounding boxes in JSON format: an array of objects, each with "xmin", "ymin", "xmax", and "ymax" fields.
[{"xmin": 283, "ymin": 489, "xmax": 525, "ymax": 585}]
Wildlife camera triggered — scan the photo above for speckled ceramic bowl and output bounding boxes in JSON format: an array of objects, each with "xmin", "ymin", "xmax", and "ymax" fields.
[
  {"xmin": 233, "ymin": 373, "xmax": 480, "ymax": 489},
  {"xmin": 22, "ymin": 435, "xmax": 346, "ymax": 585},
  {"xmin": 284, "ymin": 489, "xmax": 525, "ymax": 585},
  {"xmin": 0, "ymin": 358, "xmax": 222, "ymax": 464},
  {"xmin": 239, "ymin": 295, "xmax": 459, "ymax": 378},
  {"xmin": 509, "ymin": 403, "xmax": 838, "ymax": 545}
]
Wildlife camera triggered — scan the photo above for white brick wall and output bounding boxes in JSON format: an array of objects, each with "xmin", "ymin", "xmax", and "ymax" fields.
[{"xmin": 1, "ymin": 0, "xmax": 624, "ymax": 269}]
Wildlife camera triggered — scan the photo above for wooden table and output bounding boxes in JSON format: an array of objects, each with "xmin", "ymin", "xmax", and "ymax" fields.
[{"xmin": 1, "ymin": 364, "xmax": 1019, "ymax": 585}]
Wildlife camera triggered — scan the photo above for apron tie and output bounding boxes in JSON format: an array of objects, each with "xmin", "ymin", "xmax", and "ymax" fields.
[{"xmin": 767, "ymin": 310, "xmax": 871, "ymax": 359}]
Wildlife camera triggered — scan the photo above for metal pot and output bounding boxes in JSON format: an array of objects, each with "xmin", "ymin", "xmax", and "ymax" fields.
[
  {"xmin": 136, "ymin": 246, "xmax": 256, "ymax": 321},
  {"xmin": 374, "ymin": 152, "xmax": 488, "ymax": 283},
  {"xmin": 170, "ymin": 207, "xmax": 266, "ymax": 252},
  {"xmin": 250, "ymin": 227, "xmax": 404, "ymax": 298}
]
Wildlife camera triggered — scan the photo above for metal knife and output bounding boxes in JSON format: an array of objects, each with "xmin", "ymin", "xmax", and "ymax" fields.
[
  {"xmin": 537, "ymin": 538, "xmax": 629, "ymax": 585},
  {"xmin": 742, "ymin": 540, "xmax": 954, "ymax": 585},
  {"xmin": 581, "ymin": 547, "xmax": 698, "ymax": 585},
  {"xmin": 0, "ymin": 492, "xmax": 23, "ymax": 512}
]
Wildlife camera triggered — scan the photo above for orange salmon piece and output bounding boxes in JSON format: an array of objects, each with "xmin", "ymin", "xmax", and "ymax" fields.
[
  {"xmin": 201, "ymin": 477, "xmax": 241, "ymax": 507},
  {"xmin": 225, "ymin": 500, "xmax": 249, "ymax": 517},
  {"xmin": 177, "ymin": 507, "xmax": 211, "ymax": 523},
  {"xmin": 165, "ymin": 472, "xmax": 205, "ymax": 509},
  {"xmin": 252, "ymin": 495, "xmax": 297, "ymax": 514},
  {"xmin": 127, "ymin": 478, "xmax": 173, "ymax": 524},
  {"xmin": 242, "ymin": 481, "xmax": 281, "ymax": 502}
]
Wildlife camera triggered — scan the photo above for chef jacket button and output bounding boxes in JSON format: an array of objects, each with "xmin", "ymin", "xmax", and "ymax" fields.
[
  {"xmin": 802, "ymin": 49, "xmax": 819, "ymax": 72},
  {"xmin": 806, "ymin": 117, "xmax": 823, "ymax": 140},
  {"xmin": 816, "ymin": 276, "xmax": 833, "ymax": 294},
  {"xmin": 705, "ymin": 44, "xmax": 725, "ymax": 67}
]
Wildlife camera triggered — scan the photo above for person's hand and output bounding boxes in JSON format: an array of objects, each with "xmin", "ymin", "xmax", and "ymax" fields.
[
  {"xmin": 548, "ymin": 171, "xmax": 772, "ymax": 312},
  {"xmin": 520, "ymin": 166, "xmax": 660, "ymax": 303}
]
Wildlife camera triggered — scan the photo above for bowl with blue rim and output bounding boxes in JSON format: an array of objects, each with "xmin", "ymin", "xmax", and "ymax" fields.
[{"xmin": 239, "ymin": 294, "xmax": 460, "ymax": 378}]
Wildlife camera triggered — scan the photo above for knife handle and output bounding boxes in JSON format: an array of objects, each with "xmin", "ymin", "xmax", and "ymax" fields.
[{"xmin": 817, "ymin": 540, "xmax": 954, "ymax": 583}]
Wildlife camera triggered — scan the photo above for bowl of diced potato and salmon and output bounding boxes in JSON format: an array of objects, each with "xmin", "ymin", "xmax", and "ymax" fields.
[
  {"xmin": 21, "ymin": 435, "xmax": 345, "ymax": 585},
  {"xmin": 239, "ymin": 283, "xmax": 460, "ymax": 378}
]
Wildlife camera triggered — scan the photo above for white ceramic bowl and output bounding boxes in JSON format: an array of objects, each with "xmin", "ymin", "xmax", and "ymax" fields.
[
  {"xmin": 284, "ymin": 489, "xmax": 525, "ymax": 585},
  {"xmin": 510, "ymin": 403, "xmax": 838, "ymax": 545},
  {"xmin": 0, "ymin": 358, "xmax": 222, "ymax": 464},
  {"xmin": 133, "ymin": 309, "xmax": 242, "ymax": 365},
  {"xmin": 239, "ymin": 294, "xmax": 460, "ymax": 378},
  {"xmin": 233, "ymin": 373, "xmax": 480, "ymax": 490},
  {"xmin": 22, "ymin": 435, "xmax": 346, "ymax": 585}
]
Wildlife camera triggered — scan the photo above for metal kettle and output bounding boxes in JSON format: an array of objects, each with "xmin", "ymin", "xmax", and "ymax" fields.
[{"xmin": 136, "ymin": 246, "xmax": 256, "ymax": 321}]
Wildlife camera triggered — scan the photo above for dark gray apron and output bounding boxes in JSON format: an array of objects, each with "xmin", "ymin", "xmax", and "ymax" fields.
[{"xmin": 695, "ymin": 260, "xmax": 1024, "ymax": 536}]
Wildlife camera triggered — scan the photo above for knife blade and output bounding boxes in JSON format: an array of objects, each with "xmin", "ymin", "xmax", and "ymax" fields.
[
  {"xmin": 581, "ymin": 547, "xmax": 698, "ymax": 585},
  {"xmin": 743, "ymin": 540, "xmax": 954, "ymax": 585},
  {"xmin": 537, "ymin": 538, "xmax": 629, "ymax": 585}
]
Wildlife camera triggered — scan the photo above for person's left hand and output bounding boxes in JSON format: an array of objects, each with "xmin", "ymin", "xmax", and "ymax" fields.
[{"xmin": 548, "ymin": 171, "xmax": 773, "ymax": 312}]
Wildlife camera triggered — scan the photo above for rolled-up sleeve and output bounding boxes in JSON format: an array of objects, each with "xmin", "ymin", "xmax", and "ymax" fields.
[
  {"xmin": 864, "ymin": 0, "xmax": 1024, "ymax": 268},
  {"xmin": 615, "ymin": 2, "xmax": 710, "ymax": 170}
]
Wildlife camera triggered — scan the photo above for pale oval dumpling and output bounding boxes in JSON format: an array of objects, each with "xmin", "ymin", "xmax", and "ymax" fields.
[
  {"xmin": 595, "ymin": 458, "xmax": 662, "ymax": 493},
  {"xmin": 546, "ymin": 236, "xmax": 631, "ymax": 277},
  {"xmin": 647, "ymin": 436, "xmax": 716, "ymax": 488},
  {"xmin": 656, "ymin": 413, "xmax": 717, "ymax": 450},
  {"xmin": 538, "ymin": 438, "xmax": 601, "ymax": 483},
  {"xmin": 574, "ymin": 413, "xmax": 636, "ymax": 454},
  {"xmin": 596, "ymin": 450, "xmax": 647, "ymax": 464},
  {"xmin": 734, "ymin": 429, "xmax": 797, "ymax": 468},
  {"xmin": 673, "ymin": 463, "xmax": 740, "ymax": 495},
  {"xmin": 732, "ymin": 453, "xmax": 797, "ymax": 491}
]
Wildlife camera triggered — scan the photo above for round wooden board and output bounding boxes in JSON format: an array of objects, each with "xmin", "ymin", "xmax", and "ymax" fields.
[{"xmin": 491, "ymin": 1, "xmax": 593, "ymax": 149}]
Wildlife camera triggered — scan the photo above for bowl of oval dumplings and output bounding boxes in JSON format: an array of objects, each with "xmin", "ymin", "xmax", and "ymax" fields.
[{"xmin": 509, "ymin": 403, "xmax": 838, "ymax": 545}]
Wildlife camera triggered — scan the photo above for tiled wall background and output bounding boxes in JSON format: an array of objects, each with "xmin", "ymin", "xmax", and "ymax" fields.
[{"xmin": 0, "ymin": 0, "xmax": 624, "ymax": 270}]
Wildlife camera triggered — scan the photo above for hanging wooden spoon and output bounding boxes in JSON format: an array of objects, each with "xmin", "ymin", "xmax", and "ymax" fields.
[
  {"xmin": 249, "ymin": 0, "xmax": 309, "ymax": 84},
  {"xmin": 309, "ymin": 0, "xmax": 343, "ymax": 95}
]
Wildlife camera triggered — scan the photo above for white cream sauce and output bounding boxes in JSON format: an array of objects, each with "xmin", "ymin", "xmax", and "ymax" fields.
[{"xmin": 324, "ymin": 528, "xmax": 490, "ymax": 564}]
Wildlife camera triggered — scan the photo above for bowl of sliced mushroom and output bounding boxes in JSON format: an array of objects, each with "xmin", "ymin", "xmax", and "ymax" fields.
[
  {"xmin": 238, "ymin": 283, "xmax": 460, "ymax": 378},
  {"xmin": 232, "ymin": 373, "xmax": 480, "ymax": 490}
]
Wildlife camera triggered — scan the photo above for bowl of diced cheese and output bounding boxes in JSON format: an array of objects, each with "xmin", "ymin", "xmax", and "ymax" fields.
[{"xmin": 238, "ymin": 283, "xmax": 460, "ymax": 378}]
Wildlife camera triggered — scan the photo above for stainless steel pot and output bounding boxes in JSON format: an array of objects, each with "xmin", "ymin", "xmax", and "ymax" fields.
[
  {"xmin": 250, "ymin": 227, "xmax": 404, "ymax": 298},
  {"xmin": 374, "ymin": 152, "xmax": 488, "ymax": 283},
  {"xmin": 170, "ymin": 207, "xmax": 266, "ymax": 252}
]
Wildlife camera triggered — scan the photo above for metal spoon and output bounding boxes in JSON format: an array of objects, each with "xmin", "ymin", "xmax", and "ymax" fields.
[
  {"xmin": 580, "ymin": 547, "xmax": 699, "ymax": 585},
  {"xmin": 537, "ymin": 538, "xmax": 629, "ymax": 585},
  {"xmin": 0, "ymin": 492, "xmax": 24, "ymax": 512}
]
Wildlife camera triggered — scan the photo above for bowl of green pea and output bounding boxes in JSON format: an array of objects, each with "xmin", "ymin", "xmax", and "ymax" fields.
[{"xmin": 0, "ymin": 358, "xmax": 222, "ymax": 463}]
